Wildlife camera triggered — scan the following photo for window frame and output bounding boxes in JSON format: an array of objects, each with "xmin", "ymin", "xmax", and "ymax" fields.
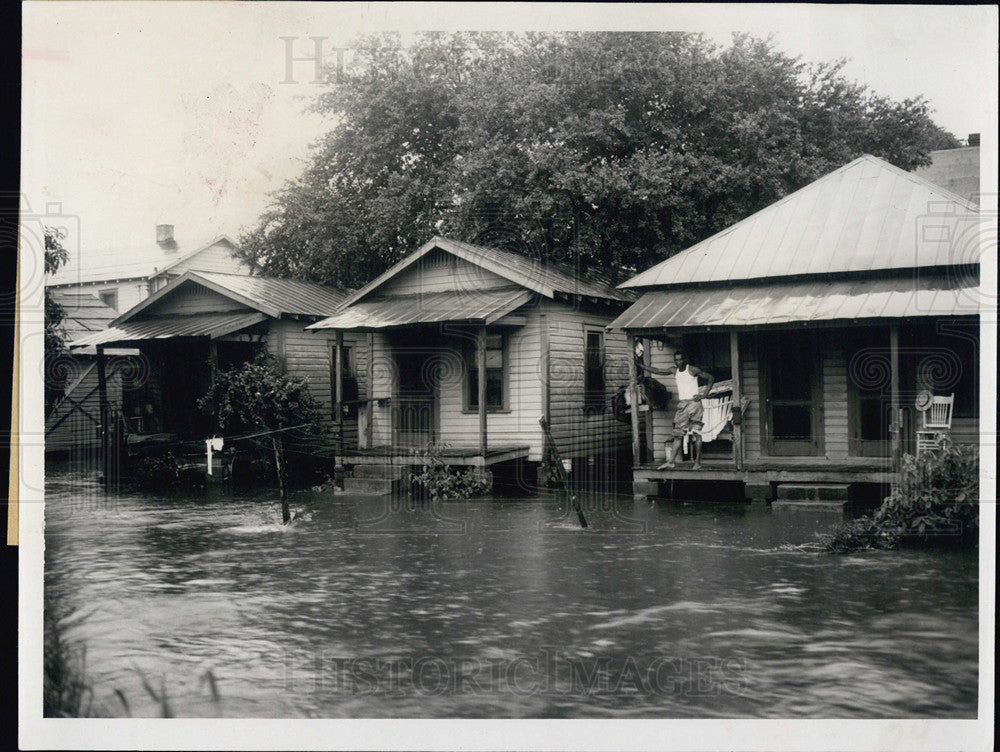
[
  {"xmin": 99, "ymin": 289, "xmax": 119, "ymax": 311},
  {"xmin": 463, "ymin": 331, "xmax": 510, "ymax": 413},
  {"xmin": 331, "ymin": 342, "xmax": 359, "ymax": 420},
  {"xmin": 583, "ymin": 325, "xmax": 607, "ymax": 414}
]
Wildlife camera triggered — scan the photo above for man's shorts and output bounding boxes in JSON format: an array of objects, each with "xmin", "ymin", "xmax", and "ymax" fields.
[{"xmin": 672, "ymin": 399, "xmax": 704, "ymax": 438}]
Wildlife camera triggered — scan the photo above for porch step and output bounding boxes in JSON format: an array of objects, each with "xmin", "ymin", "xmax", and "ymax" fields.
[
  {"xmin": 351, "ymin": 463, "xmax": 409, "ymax": 480},
  {"xmin": 342, "ymin": 476, "xmax": 403, "ymax": 496}
]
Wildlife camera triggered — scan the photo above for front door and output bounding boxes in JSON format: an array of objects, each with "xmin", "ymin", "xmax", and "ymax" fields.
[
  {"xmin": 762, "ymin": 332, "xmax": 823, "ymax": 456},
  {"xmin": 848, "ymin": 329, "xmax": 891, "ymax": 457},
  {"xmin": 392, "ymin": 339, "xmax": 439, "ymax": 448}
]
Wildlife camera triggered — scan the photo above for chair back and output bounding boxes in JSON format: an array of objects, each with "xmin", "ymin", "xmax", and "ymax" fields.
[{"xmin": 922, "ymin": 394, "xmax": 954, "ymax": 430}]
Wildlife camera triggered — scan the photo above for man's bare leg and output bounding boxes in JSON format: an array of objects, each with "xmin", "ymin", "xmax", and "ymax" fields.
[
  {"xmin": 691, "ymin": 433, "xmax": 703, "ymax": 470},
  {"xmin": 658, "ymin": 437, "xmax": 683, "ymax": 469}
]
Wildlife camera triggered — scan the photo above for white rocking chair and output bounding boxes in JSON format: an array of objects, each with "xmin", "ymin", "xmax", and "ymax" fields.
[{"xmin": 916, "ymin": 394, "xmax": 954, "ymax": 456}]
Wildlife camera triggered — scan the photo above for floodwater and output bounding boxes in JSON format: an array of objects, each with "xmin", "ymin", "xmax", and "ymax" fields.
[{"xmin": 44, "ymin": 472, "xmax": 978, "ymax": 718}]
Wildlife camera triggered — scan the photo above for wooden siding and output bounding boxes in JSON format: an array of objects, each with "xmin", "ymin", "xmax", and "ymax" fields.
[
  {"xmin": 822, "ymin": 345, "xmax": 849, "ymax": 459},
  {"xmin": 48, "ymin": 280, "xmax": 148, "ymax": 315},
  {"xmin": 45, "ymin": 356, "xmax": 123, "ymax": 452},
  {"xmin": 154, "ymin": 242, "xmax": 247, "ymax": 279},
  {"xmin": 543, "ymin": 299, "xmax": 631, "ymax": 461},
  {"xmin": 376, "ymin": 248, "xmax": 513, "ymax": 296},
  {"xmin": 141, "ymin": 283, "xmax": 254, "ymax": 317}
]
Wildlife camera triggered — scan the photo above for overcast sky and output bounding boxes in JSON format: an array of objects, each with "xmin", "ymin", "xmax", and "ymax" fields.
[{"xmin": 22, "ymin": 2, "xmax": 998, "ymax": 257}]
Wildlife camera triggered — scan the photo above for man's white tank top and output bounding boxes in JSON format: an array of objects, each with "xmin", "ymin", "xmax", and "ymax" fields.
[{"xmin": 675, "ymin": 367, "xmax": 700, "ymax": 400}]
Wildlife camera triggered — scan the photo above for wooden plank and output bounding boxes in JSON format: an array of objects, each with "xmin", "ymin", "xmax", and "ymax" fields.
[
  {"xmin": 642, "ymin": 336, "xmax": 654, "ymax": 460},
  {"xmin": 730, "ymin": 330, "xmax": 743, "ymax": 470},
  {"xmin": 366, "ymin": 331, "xmax": 374, "ymax": 449},
  {"xmin": 335, "ymin": 330, "xmax": 344, "ymax": 459}
]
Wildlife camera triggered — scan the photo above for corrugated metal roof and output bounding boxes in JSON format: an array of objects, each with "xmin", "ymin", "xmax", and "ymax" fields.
[
  {"xmin": 621, "ymin": 155, "xmax": 981, "ymax": 289},
  {"xmin": 609, "ymin": 273, "xmax": 980, "ymax": 330},
  {"xmin": 189, "ymin": 272, "xmax": 350, "ymax": 317},
  {"xmin": 115, "ymin": 271, "xmax": 350, "ymax": 324},
  {"xmin": 308, "ymin": 288, "xmax": 534, "ymax": 330},
  {"xmin": 69, "ymin": 312, "xmax": 267, "ymax": 348},
  {"xmin": 338, "ymin": 236, "xmax": 635, "ymax": 310},
  {"xmin": 46, "ymin": 236, "xmax": 238, "ymax": 287},
  {"xmin": 48, "ymin": 291, "xmax": 118, "ymax": 340}
]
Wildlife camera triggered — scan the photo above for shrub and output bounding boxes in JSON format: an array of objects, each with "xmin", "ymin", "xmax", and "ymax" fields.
[
  {"xmin": 410, "ymin": 443, "xmax": 493, "ymax": 500},
  {"xmin": 826, "ymin": 438, "xmax": 979, "ymax": 553},
  {"xmin": 132, "ymin": 451, "xmax": 181, "ymax": 490}
]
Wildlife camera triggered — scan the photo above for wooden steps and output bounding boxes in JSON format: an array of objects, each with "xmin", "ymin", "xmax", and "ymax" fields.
[
  {"xmin": 771, "ymin": 483, "xmax": 850, "ymax": 509},
  {"xmin": 343, "ymin": 463, "xmax": 408, "ymax": 495}
]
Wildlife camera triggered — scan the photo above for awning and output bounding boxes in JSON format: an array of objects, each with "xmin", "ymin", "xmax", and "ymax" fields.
[
  {"xmin": 68, "ymin": 311, "xmax": 268, "ymax": 348},
  {"xmin": 308, "ymin": 289, "xmax": 534, "ymax": 330},
  {"xmin": 609, "ymin": 274, "xmax": 980, "ymax": 331}
]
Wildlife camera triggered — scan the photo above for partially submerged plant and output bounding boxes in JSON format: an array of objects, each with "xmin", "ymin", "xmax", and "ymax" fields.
[{"xmin": 409, "ymin": 443, "xmax": 493, "ymax": 500}]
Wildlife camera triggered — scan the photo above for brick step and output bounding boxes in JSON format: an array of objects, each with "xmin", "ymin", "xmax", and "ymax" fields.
[
  {"xmin": 342, "ymin": 476, "xmax": 402, "ymax": 496},
  {"xmin": 774, "ymin": 483, "xmax": 850, "ymax": 502},
  {"xmin": 351, "ymin": 463, "xmax": 409, "ymax": 480}
]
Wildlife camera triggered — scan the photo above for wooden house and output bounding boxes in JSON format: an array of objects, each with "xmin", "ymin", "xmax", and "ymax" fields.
[
  {"xmin": 609, "ymin": 155, "xmax": 981, "ymax": 502},
  {"xmin": 308, "ymin": 237, "xmax": 636, "ymax": 481},
  {"xmin": 46, "ymin": 224, "xmax": 246, "ymax": 314},
  {"xmin": 68, "ymin": 270, "xmax": 353, "ymax": 454}
]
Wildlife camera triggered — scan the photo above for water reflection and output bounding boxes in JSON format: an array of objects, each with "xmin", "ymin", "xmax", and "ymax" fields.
[{"xmin": 44, "ymin": 473, "xmax": 977, "ymax": 718}]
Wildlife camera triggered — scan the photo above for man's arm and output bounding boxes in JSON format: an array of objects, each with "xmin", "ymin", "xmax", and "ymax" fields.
[
  {"xmin": 690, "ymin": 366, "xmax": 714, "ymax": 399},
  {"xmin": 638, "ymin": 360, "xmax": 677, "ymax": 376}
]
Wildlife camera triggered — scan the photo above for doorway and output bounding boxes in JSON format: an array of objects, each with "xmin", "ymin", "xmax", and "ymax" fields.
[
  {"xmin": 761, "ymin": 331, "xmax": 823, "ymax": 456},
  {"xmin": 391, "ymin": 333, "xmax": 440, "ymax": 448}
]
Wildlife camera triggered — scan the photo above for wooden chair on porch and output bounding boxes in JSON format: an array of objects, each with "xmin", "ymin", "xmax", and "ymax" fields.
[{"xmin": 916, "ymin": 393, "xmax": 954, "ymax": 456}]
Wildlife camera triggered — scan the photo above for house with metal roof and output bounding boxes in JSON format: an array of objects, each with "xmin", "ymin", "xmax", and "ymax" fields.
[
  {"xmin": 66, "ymin": 270, "xmax": 353, "ymax": 463},
  {"xmin": 609, "ymin": 155, "xmax": 981, "ymax": 503},
  {"xmin": 308, "ymin": 236, "xmax": 636, "ymax": 485},
  {"xmin": 46, "ymin": 224, "xmax": 247, "ymax": 314}
]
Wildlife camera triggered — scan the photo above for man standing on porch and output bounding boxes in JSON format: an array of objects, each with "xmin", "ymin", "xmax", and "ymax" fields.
[{"xmin": 642, "ymin": 350, "xmax": 714, "ymax": 469}]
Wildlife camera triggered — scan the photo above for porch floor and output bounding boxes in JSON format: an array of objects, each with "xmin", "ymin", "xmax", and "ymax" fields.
[
  {"xmin": 634, "ymin": 456, "xmax": 896, "ymax": 484},
  {"xmin": 341, "ymin": 444, "xmax": 530, "ymax": 467}
]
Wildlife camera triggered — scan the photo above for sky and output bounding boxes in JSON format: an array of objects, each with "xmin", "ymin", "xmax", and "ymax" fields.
[{"xmin": 21, "ymin": 2, "xmax": 998, "ymax": 259}]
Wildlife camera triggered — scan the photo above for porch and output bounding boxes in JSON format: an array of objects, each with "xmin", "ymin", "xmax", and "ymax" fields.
[{"xmin": 341, "ymin": 443, "xmax": 531, "ymax": 468}]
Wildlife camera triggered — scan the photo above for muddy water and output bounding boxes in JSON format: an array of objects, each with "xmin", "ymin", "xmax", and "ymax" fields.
[{"xmin": 44, "ymin": 473, "xmax": 978, "ymax": 718}]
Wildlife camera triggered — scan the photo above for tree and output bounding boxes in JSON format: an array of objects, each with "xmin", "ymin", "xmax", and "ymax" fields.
[
  {"xmin": 44, "ymin": 227, "xmax": 70, "ymax": 416},
  {"xmin": 239, "ymin": 32, "xmax": 959, "ymax": 286},
  {"xmin": 197, "ymin": 354, "xmax": 323, "ymax": 523}
]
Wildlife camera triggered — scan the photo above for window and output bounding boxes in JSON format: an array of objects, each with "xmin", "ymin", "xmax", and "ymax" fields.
[
  {"xmin": 331, "ymin": 344, "xmax": 359, "ymax": 420},
  {"xmin": 99, "ymin": 289, "xmax": 118, "ymax": 311},
  {"xmin": 466, "ymin": 333, "xmax": 507, "ymax": 411},
  {"xmin": 584, "ymin": 328, "xmax": 606, "ymax": 413}
]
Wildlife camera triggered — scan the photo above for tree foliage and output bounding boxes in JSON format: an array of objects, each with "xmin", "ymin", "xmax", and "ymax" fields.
[
  {"xmin": 239, "ymin": 32, "xmax": 958, "ymax": 286},
  {"xmin": 44, "ymin": 227, "xmax": 71, "ymax": 414},
  {"xmin": 197, "ymin": 353, "xmax": 322, "ymax": 435}
]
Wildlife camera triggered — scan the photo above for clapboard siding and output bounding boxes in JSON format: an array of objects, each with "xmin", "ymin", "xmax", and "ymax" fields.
[
  {"xmin": 45, "ymin": 356, "xmax": 123, "ymax": 452},
  {"xmin": 544, "ymin": 299, "xmax": 631, "ymax": 460},
  {"xmin": 377, "ymin": 248, "xmax": 513, "ymax": 296},
  {"xmin": 155, "ymin": 242, "xmax": 247, "ymax": 279},
  {"xmin": 143, "ymin": 283, "xmax": 253, "ymax": 316},
  {"xmin": 823, "ymin": 344, "xmax": 849, "ymax": 459},
  {"xmin": 48, "ymin": 279, "xmax": 148, "ymax": 316}
]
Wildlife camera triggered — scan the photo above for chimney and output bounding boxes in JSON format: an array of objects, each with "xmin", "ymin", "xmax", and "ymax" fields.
[
  {"xmin": 967, "ymin": 133, "xmax": 980, "ymax": 147},
  {"xmin": 156, "ymin": 224, "xmax": 177, "ymax": 251}
]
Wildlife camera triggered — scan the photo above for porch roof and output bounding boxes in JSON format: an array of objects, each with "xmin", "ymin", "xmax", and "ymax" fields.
[
  {"xmin": 307, "ymin": 288, "xmax": 534, "ymax": 330},
  {"xmin": 68, "ymin": 311, "xmax": 267, "ymax": 348},
  {"xmin": 609, "ymin": 273, "xmax": 979, "ymax": 331}
]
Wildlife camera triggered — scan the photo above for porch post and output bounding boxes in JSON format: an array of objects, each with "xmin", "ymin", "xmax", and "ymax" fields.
[
  {"xmin": 889, "ymin": 324, "xmax": 901, "ymax": 473},
  {"xmin": 730, "ymin": 330, "xmax": 743, "ymax": 471},
  {"xmin": 96, "ymin": 344, "xmax": 109, "ymax": 484},
  {"xmin": 334, "ymin": 330, "xmax": 344, "ymax": 457},
  {"xmin": 626, "ymin": 333, "xmax": 641, "ymax": 465},
  {"xmin": 642, "ymin": 336, "xmax": 655, "ymax": 459},
  {"xmin": 366, "ymin": 331, "xmax": 375, "ymax": 449},
  {"xmin": 478, "ymin": 325, "xmax": 488, "ymax": 458}
]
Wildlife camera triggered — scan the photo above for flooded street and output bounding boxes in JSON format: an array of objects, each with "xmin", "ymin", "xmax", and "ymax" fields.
[{"xmin": 44, "ymin": 472, "xmax": 978, "ymax": 719}]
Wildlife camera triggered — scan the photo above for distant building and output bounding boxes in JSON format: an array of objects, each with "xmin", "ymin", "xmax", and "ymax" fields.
[
  {"xmin": 912, "ymin": 135, "xmax": 980, "ymax": 205},
  {"xmin": 45, "ymin": 224, "xmax": 247, "ymax": 313}
]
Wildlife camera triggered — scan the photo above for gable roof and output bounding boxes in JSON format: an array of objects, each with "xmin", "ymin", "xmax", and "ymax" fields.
[
  {"xmin": 46, "ymin": 234, "xmax": 239, "ymax": 287},
  {"xmin": 620, "ymin": 155, "xmax": 980, "ymax": 290},
  {"xmin": 114, "ymin": 270, "xmax": 350, "ymax": 324},
  {"xmin": 338, "ymin": 236, "xmax": 634, "ymax": 309}
]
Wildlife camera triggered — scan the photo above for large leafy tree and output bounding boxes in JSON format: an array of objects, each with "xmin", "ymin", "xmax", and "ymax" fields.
[{"xmin": 239, "ymin": 32, "xmax": 958, "ymax": 285}]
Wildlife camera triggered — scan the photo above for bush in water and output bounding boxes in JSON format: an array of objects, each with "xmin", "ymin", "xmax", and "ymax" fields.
[
  {"xmin": 132, "ymin": 451, "xmax": 181, "ymax": 490},
  {"xmin": 410, "ymin": 443, "xmax": 493, "ymax": 501},
  {"xmin": 827, "ymin": 438, "xmax": 979, "ymax": 553}
]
